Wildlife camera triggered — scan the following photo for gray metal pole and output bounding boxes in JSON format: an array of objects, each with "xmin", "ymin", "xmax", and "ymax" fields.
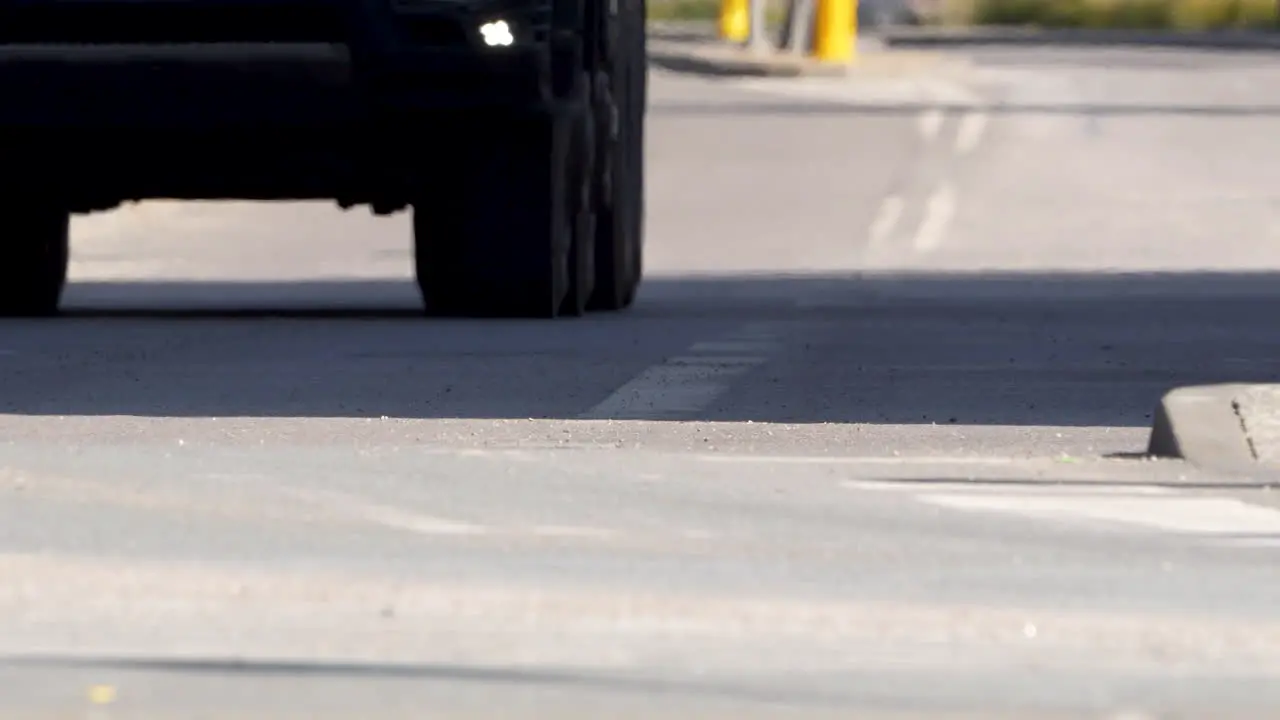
[
  {"xmin": 746, "ymin": 0, "xmax": 769, "ymax": 52},
  {"xmin": 782, "ymin": 0, "xmax": 816, "ymax": 55}
]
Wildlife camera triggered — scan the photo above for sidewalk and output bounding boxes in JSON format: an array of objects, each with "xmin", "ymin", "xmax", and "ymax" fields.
[
  {"xmin": 646, "ymin": 22, "xmax": 971, "ymax": 79},
  {"xmin": 878, "ymin": 25, "xmax": 1280, "ymax": 51}
]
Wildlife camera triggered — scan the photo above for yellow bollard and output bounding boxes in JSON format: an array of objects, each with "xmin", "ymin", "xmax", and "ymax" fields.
[
  {"xmin": 719, "ymin": 0, "xmax": 750, "ymax": 42},
  {"xmin": 813, "ymin": 0, "xmax": 856, "ymax": 63}
]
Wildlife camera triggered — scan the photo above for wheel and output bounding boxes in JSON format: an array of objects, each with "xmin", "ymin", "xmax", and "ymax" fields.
[
  {"xmin": 413, "ymin": 104, "xmax": 589, "ymax": 319},
  {"xmin": 585, "ymin": 0, "xmax": 645, "ymax": 312},
  {"xmin": 629, "ymin": 8, "xmax": 647, "ymax": 296},
  {"xmin": 0, "ymin": 204, "xmax": 70, "ymax": 317},
  {"xmin": 560, "ymin": 80, "xmax": 598, "ymax": 317}
]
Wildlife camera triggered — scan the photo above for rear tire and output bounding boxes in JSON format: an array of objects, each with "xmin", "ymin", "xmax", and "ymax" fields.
[
  {"xmin": 0, "ymin": 204, "xmax": 69, "ymax": 318},
  {"xmin": 413, "ymin": 109, "xmax": 581, "ymax": 319}
]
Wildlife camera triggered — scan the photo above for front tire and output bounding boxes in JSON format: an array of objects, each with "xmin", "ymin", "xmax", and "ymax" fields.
[
  {"xmin": 0, "ymin": 204, "xmax": 69, "ymax": 317},
  {"xmin": 587, "ymin": 0, "xmax": 645, "ymax": 312},
  {"xmin": 560, "ymin": 105, "xmax": 596, "ymax": 318}
]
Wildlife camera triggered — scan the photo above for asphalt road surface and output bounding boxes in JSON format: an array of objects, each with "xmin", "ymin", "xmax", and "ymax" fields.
[{"xmin": 5, "ymin": 44, "xmax": 1280, "ymax": 719}]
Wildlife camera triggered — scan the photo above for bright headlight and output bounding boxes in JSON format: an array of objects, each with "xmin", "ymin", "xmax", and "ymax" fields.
[{"xmin": 479, "ymin": 19, "xmax": 515, "ymax": 47}]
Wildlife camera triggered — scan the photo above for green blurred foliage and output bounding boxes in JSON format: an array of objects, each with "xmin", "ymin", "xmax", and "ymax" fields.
[
  {"xmin": 646, "ymin": 0, "xmax": 1280, "ymax": 29},
  {"xmin": 962, "ymin": 0, "xmax": 1277, "ymax": 28},
  {"xmin": 647, "ymin": 0, "xmax": 788, "ymax": 23}
]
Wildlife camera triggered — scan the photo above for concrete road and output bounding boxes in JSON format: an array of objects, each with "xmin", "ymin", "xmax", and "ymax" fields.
[{"xmin": 4, "ymin": 45, "xmax": 1280, "ymax": 718}]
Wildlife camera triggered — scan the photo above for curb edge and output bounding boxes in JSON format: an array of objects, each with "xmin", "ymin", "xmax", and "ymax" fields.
[{"xmin": 1147, "ymin": 384, "xmax": 1260, "ymax": 475}]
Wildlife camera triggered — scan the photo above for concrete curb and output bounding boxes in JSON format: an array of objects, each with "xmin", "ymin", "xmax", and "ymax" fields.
[
  {"xmin": 646, "ymin": 20, "xmax": 719, "ymax": 42},
  {"xmin": 647, "ymin": 42, "xmax": 854, "ymax": 78},
  {"xmin": 879, "ymin": 27, "xmax": 1280, "ymax": 51},
  {"xmin": 648, "ymin": 39, "xmax": 964, "ymax": 79},
  {"xmin": 1147, "ymin": 384, "xmax": 1261, "ymax": 476}
]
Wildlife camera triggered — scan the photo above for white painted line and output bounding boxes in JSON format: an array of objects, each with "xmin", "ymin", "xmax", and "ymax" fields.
[
  {"xmin": 702, "ymin": 455, "xmax": 1019, "ymax": 466},
  {"xmin": 845, "ymin": 480, "xmax": 1174, "ymax": 496},
  {"xmin": 920, "ymin": 493, "xmax": 1280, "ymax": 536},
  {"xmin": 531, "ymin": 525, "xmax": 619, "ymax": 539},
  {"xmin": 867, "ymin": 194, "xmax": 905, "ymax": 249},
  {"xmin": 580, "ymin": 363, "xmax": 755, "ymax": 420},
  {"xmin": 580, "ymin": 326, "xmax": 777, "ymax": 420},
  {"xmin": 917, "ymin": 109, "xmax": 944, "ymax": 142},
  {"xmin": 362, "ymin": 508, "xmax": 492, "ymax": 536},
  {"xmin": 665, "ymin": 355, "xmax": 768, "ymax": 367},
  {"xmin": 954, "ymin": 112, "xmax": 988, "ymax": 155},
  {"xmin": 912, "ymin": 184, "xmax": 956, "ymax": 254},
  {"xmin": 284, "ymin": 487, "xmax": 490, "ymax": 536}
]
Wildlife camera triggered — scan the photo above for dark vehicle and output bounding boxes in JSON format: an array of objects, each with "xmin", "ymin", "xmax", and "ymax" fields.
[{"xmin": 0, "ymin": 0, "xmax": 647, "ymax": 318}]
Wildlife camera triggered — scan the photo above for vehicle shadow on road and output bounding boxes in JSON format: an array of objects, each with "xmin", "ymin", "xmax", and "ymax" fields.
[{"xmin": 2, "ymin": 269, "xmax": 1277, "ymax": 428}]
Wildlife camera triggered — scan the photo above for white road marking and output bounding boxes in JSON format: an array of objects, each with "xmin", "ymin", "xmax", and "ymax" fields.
[
  {"xmin": 580, "ymin": 326, "xmax": 779, "ymax": 421},
  {"xmin": 283, "ymin": 487, "xmax": 640, "ymax": 543},
  {"xmin": 665, "ymin": 355, "xmax": 768, "ymax": 367},
  {"xmin": 867, "ymin": 194, "xmax": 905, "ymax": 249},
  {"xmin": 844, "ymin": 478, "xmax": 1280, "ymax": 540},
  {"xmin": 921, "ymin": 493, "xmax": 1280, "ymax": 536},
  {"xmin": 912, "ymin": 184, "xmax": 957, "ymax": 253},
  {"xmin": 581, "ymin": 364, "xmax": 750, "ymax": 420},
  {"xmin": 845, "ymin": 480, "xmax": 1173, "ymax": 496},
  {"xmin": 954, "ymin": 111, "xmax": 988, "ymax": 155},
  {"xmin": 283, "ymin": 486, "xmax": 491, "ymax": 536},
  {"xmin": 361, "ymin": 508, "xmax": 492, "ymax": 536},
  {"xmin": 917, "ymin": 109, "xmax": 944, "ymax": 142},
  {"xmin": 530, "ymin": 525, "xmax": 619, "ymax": 539},
  {"xmin": 704, "ymin": 455, "xmax": 1020, "ymax": 466}
]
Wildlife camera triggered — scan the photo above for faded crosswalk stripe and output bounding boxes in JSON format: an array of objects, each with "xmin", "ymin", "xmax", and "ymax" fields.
[{"xmin": 844, "ymin": 480, "xmax": 1280, "ymax": 544}]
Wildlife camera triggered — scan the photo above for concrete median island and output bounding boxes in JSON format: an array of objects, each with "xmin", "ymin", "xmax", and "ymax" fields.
[{"xmin": 1148, "ymin": 384, "xmax": 1280, "ymax": 478}]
